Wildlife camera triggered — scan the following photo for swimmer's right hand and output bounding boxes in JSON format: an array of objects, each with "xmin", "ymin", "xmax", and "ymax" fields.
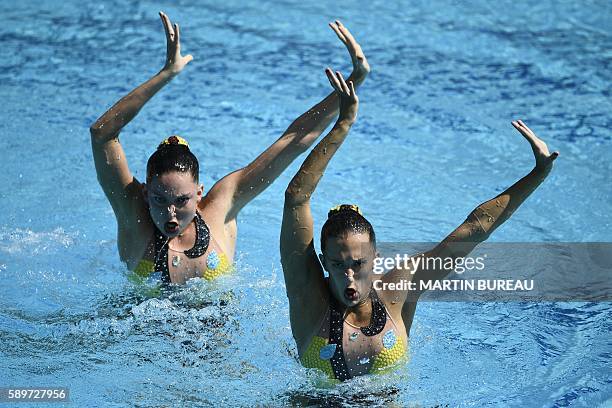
[
  {"xmin": 159, "ymin": 11, "xmax": 193, "ymax": 76},
  {"xmin": 326, "ymin": 68, "xmax": 358, "ymax": 126},
  {"xmin": 511, "ymin": 120, "xmax": 560, "ymax": 171},
  {"xmin": 329, "ymin": 20, "xmax": 370, "ymax": 85}
]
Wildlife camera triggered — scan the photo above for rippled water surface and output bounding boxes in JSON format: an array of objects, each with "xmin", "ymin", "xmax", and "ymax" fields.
[{"xmin": 1, "ymin": 0, "xmax": 611, "ymax": 406}]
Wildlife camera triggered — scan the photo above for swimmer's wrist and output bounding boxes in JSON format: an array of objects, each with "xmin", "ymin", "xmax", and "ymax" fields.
[
  {"xmin": 535, "ymin": 163, "xmax": 552, "ymax": 173},
  {"xmin": 158, "ymin": 68, "xmax": 179, "ymax": 82},
  {"xmin": 536, "ymin": 158, "xmax": 555, "ymax": 171},
  {"xmin": 348, "ymin": 72, "xmax": 366, "ymax": 87},
  {"xmin": 531, "ymin": 163, "xmax": 553, "ymax": 182},
  {"xmin": 335, "ymin": 119, "xmax": 354, "ymax": 129}
]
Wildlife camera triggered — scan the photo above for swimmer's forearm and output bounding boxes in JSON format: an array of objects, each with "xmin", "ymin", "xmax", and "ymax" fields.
[
  {"xmin": 411, "ymin": 148, "xmax": 556, "ymax": 293},
  {"xmin": 282, "ymin": 72, "xmax": 363, "ymax": 150},
  {"xmin": 285, "ymin": 121, "xmax": 352, "ymax": 203},
  {"xmin": 410, "ymin": 165, "xmax": 553, "ymax": 292},
  {"xmin": 470, "ymin": 164, "xmax": 553, "ymax": 238},
  {"xmin": 90, "ymin": 69, "xmax": 176, "ymax": 142}
]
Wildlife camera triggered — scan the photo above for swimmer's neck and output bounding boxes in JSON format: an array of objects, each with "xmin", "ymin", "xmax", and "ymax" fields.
[
  {"xmin": 168, "ymin": 219, "xmax": 196, "ymax": 252},
  {"xmin": 344, "ymin": 296, "xmax": 373, "ymax": 327}
]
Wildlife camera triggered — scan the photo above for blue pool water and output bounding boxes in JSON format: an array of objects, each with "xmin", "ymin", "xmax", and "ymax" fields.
[{"xmin": 1, "ymin": 0, "xmax": 611, "ymax": 406}]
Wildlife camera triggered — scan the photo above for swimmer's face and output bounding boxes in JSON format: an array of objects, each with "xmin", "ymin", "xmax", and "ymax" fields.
[
  {"xmin": 320, "ymin": 232, "xmax": 376, "ymax": 308},
  {"xmin": 145, "ymin": 171, "xmax": 203, "ymax": 237}
]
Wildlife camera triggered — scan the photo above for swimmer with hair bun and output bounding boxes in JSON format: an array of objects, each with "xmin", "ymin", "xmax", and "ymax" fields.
[
  {"xmin": 90, "ymin": 12, "xmax": 370, "ymax": 284},
  {"xmin": 281, "ymin": 67, "xmax": 559, "ymax": 380}
]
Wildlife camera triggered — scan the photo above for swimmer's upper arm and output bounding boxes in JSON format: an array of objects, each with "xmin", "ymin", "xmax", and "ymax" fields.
[
  {"xmin": 280, "ymin": 194, "xmax": 328, "ymax": 343},
  {"xmin": 90, "ymin": 129, "xmax": 141, "ymax": 219},
  {"xmin": 213, "ymin": 137, "xmax": 307, "ymax": 222},
  {"xmin": 202, "ymin": 169, "xmax": 241, "ymax": 224},
  {"xmin": 416, "ymin": 215, "xmax": 484, "ymax": 286},
  {"xmin": 378, "ymin": 216, "xmax": 486, "ymax": 330}
]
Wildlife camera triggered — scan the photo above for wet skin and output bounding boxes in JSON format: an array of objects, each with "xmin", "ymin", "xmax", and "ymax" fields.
[{"xmin": 144, "ymin": 171, "xmax": 203, "ymax": 246}]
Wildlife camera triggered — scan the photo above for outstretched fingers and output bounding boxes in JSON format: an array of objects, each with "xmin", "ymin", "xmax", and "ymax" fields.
[
  {"xmin": 326, "ymin": 68, "xmax": 354, "ymax": 97},
  {"xmin": 158, "ymin": 11, "xmax": 193, "ymax": 74},
  {"xmin": 512, "ymin": 119, "xmax": 535, "ymax": 138},
  {"xmin": 329, "ymin": 21, "xmax": 347, "ymax": 43},
  {"xmin": 511, "ymin": 120, "xmax": 560, "ymax": 166},
  {"xmin": 160, "ymin": 12, "xmax": 175, "ymax": 42},
  {"xmin": 326, "ymin": 67, "xmax": 342, "ymax": 92},
  {"xmin": 335, "ymin": 20, "xmax": 357, "ymax": 46},
  {"xmin": 349, "ymin": 80, "xmax": 356, "ymax": 97},
  {"xmin": 174, "ymin": 23, "xmax": 180, "ymax": 46},
  {"xmin": 512, "ymin": 120, "xmax": 545, "ymax": 151},
  {"xmin": 336, "ymin": 71, "xmax": 350, "ymax": 94},
  {"xmin": 329, "ymin": 20, "xmax": 358, "ymax": 53},
  {"xmin": 328, "ymin": 19, "xmax": 369, "ymax": 82}
]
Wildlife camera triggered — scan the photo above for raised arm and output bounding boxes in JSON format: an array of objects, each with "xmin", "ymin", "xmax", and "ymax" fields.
[
  {"xmin": 90, "ymin": 12, "xmax": 192, "ymax": 217},
  {"xmin": 209, "ymin": 21, "xmax": 370, "ymax": 222},
  {"xmin": 388, "ymin": 121, "xmax": 559, "ymax": 308},
  {"xmin": 280, "ymin": 71, "xmax": 358, "ymax": 344}
]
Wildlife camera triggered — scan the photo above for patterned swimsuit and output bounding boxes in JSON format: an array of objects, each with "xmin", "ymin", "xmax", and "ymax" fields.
[
  {"xmin": 301, "ymin": 289, "xmax": 407, "ymax": 380},
  {"xmin": 134, "ymin": 211, "xmax": 231, "ymax": 282}
]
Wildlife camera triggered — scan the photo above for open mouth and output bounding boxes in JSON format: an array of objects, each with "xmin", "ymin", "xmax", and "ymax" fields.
[
  {"xmin": 344, "ymin": 287, "xmax": 359, "ymax": 302},
  {"xmin": 164, "ymin": 221, "xmax": 179, "ymax": 234}
]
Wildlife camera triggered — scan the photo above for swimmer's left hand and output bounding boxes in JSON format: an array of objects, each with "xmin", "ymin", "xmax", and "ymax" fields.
[
  {"xmin": 159, "ymin": 11, "xmax": 193, "ymax": 76},
  {"xmin": 326, "ymin": 68, "xmax": 358, "ymax": 126},
  {"xmin": 329, "ymin": 20, "xmax": 370, "ymax": 85},
  {"xmin": 512, "ymin": 120, "xmax": 559, "ymax": 171}
]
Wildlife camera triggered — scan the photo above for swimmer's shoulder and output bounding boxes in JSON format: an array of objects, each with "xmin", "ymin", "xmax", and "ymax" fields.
[
  {"xmin": 196, "ymin": 198, "xmax": 237, "ymax": 275},
  {"xmin": 198, "ymin": 192, "xmax": 237, "ymax": 259},
  {"xmin": 370, "ymin": 276, "xmax": 418, "ymax": 338}
]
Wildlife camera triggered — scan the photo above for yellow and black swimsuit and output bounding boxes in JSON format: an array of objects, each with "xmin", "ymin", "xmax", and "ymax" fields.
[
  {"xmin": 301, "ymin": 290, "xmax": 407, "ymax": 380},
  {"xmin": 134, "ymin": 211, "xmax": 231, "ymax": 283}
]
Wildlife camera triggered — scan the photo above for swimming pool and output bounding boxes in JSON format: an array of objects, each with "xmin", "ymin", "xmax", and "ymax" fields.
[{"xmin": 1, "ymin": 0, "xmax": 610, "ymax": 406}]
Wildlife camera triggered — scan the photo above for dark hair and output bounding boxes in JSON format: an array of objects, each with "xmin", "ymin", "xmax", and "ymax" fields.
[
  {"xmin": 146, "ymin": 135, "xmax": 199, "ymax": 183},
  {"xmin": 320, "ymin": 204, "xmax": 376, "ymax": 252}
]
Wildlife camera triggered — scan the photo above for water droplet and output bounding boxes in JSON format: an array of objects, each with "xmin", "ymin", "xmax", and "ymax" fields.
[
  {"xmin": 349, "ymin": 332, "xmax": 359, "ymax": 341},
  {"xmin": 359, "ymin": 357, "xmax": 370, "ymax": 365}
]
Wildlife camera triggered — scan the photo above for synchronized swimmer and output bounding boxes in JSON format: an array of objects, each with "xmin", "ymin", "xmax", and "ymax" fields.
[
  {"xmin": 280, "ymin": 55, "xmax": 557, "ymax": 380},
  {"xmin": 90, "ymin": 12, "xmax": 369, "ymax": 284}
]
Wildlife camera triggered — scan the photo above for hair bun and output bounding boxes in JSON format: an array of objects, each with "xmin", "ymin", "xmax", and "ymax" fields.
[
  {"xmin": 328, "ymin": 204, "xmax": 362, "ymax": 219},
  {"xmin": 157, "ymin": 135, "xmax": 190, "ymax": 151}
]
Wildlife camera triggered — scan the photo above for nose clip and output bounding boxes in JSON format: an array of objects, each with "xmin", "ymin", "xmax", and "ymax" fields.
[{"xmin": 167, "ymin": 204, "xmax": 176, "ymax": 216}]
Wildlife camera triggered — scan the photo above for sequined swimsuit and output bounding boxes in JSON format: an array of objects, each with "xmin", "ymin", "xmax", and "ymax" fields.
[
  {"xmin": 134, "ymin": 211, "xmax": 231, "ymax": 282},
  {"xmin": 301, "ymin": 289, "xmax": 407, "ymax": 380}
]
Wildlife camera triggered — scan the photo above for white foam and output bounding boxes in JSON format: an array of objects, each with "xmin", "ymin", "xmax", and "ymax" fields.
[{"xmin": 0, "ymin": 227, "xmax": 75, "ymax": 255}]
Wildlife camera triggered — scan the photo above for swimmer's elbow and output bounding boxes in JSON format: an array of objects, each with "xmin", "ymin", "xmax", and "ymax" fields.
[
  {"xmin": 284, "ymin": 184, "xmax": 311, "ymax": 207},
  {"xmin": 465, "ymin": 211, "xmax": 491, "ymax": 241},
  {"xmin": 89, "ymin": 123, "xmax": 103, "ymax": 139},
  {"xmin": 284, "ymin": 187, "xmax": 299, "ymax": 205},
  {"xmin": 284, "ymin": 184, "xmax": 298, "ymax": 198},
  {"xmin": 90, "ymin": 122, "xmax": 119, "ymax": 145},
  {"xmin": 90, "ymin": 125, "xmax": 106, "ymax": 146}
]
